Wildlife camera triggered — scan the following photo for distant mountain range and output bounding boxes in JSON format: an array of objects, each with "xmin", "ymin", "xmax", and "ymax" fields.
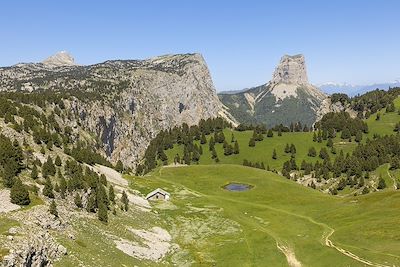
[{"xmin": 317, "ymin": 81, "xmax": 400, "ymax": 96}]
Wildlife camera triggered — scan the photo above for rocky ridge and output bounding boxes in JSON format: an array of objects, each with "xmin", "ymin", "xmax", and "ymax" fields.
[
  {"xmin": 0, "ymin": 53, "xmax": 224, "ymax": 168},
  {"xmin": 218, "ymin": 54, "xmax": 328, "ymax": 127},
  {"xmin": 42, "ymin": 51, "xmax": 76, "ymax": 67}
]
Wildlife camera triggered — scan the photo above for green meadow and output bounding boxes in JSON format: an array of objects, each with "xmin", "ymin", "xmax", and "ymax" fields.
[
  {"xmin": 165, "ymin": 129, "xmax": 357, "ymax": 171},
  {"xmin": 131, "ymin": 164, "xmax": 400, "ymax": 266},
  {"xmin": 131, "ymin": 97, "xmax": 400, "ymax": 266}
]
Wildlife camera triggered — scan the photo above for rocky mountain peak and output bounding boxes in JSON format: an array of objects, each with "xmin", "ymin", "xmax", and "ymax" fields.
[
  {"xmin": 271, "ymin": 54, "xmax": 308, "ymax": 85},
  {"xmin": 42, "ymin": 51, "xmax": 76, "ymax": 67}
]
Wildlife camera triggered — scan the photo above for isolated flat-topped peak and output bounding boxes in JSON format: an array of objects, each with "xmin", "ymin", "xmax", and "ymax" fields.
[
  {"xmin": 271, "ymin": 54, "xmax": 308, "ymax": 85},
  {"xmin": 42, "ymin": 51, "xmax": 76, "ymax": 67}
]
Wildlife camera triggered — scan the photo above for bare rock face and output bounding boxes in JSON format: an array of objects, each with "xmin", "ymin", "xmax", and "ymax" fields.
[
  {"xmin": 268, "ymin": 54, "xmax": 326, "ymax": 102},
  {"xmin": 315, "ymin": 97, "xmax": 358, "ymax": 123},
  {"xmin": 0, "ymin": 53, "xmax": 222, "ymax": 168},
  {"xmin": 219, "ymin": 54, "xmax": 328, "ymax": 127},
  {"xmin": 42, "ymin": 51, "xmax": 76, "ymax": 67},
  {"xmin": 271, "ymin": 54, "xmax": 308, "ymax": 85}
]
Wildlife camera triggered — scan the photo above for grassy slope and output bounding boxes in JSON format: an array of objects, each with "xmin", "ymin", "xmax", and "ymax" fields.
[
  {"xmin": 365, "ymin": 97, "xmax": 400, "ymax": 138},
  {"xmin": 53, "ymin": 209, "xmax": 163, "ymax": 267},
  {"xmin": 132, "ymin": 165, "xmax": 400, "ymax": 266},
  {"xmin": 139, "ymin": 97, "xmax": 400, "ymax": 266},
  {"xmin": 166, "ymin": 129, "xmax": 356, "ymax": 171}
]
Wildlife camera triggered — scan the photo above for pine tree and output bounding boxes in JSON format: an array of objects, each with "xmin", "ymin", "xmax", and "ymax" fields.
[
  {"xmin": 231, "ymin": 133, "xmax": 235, "ymax": 143},
  {"xmin": 211, "ymin": 147, "xmax": 217, "ymax": 159},
  {"xmin": 341, "ymin": 128, "xmax": 351, "ymax": 140},
  {"xmin": 98, "ymin": 202, "xmax": 108, "ymax": 223},
  {"xmin": 55, "ymin": 155, "xmax": 62, "ymax": 166},
  {"xmin": 317, "ymin": 130, "xmax": 323, "ymax": 143},
  {"xmin": 40, "ymin": 146, "xmax": 46, "ymax": 154},
  {"xmin": 327, "ymin": 138, "xmax": 333, "ymax": 148},
  {"xmin": 96, "ymin": 183, "xmax": 109, "ymax": 209},
  {"xmin": 74, "ymin": 193, "xmax": 83, "ymax": 208},
  {"xmin": 121, "ymin": 190, "xmax": 129, "ymax": 211},
  {"xmin": 100, "ymin": 174, "xmax": 107, "ymax": 185},
  {"xmin": 49, "ymin": 200, "xmax": 58, "ymax": 217},
  {"xmin": 42, "ymin": 156, "xmax": 56, "ymax": 178},
  {"xmin": 377, "ymin": 176, "xmax": 386, "ymax": 189},
  {"xmin": 248, "ymin": 138, "xmax": 255, "ymax": 147},
  {"xmin": 200, "ymin": 133, "xmax": 207, "ymax": 144},
  {"xmin": 192, "ymin": 149, "xmax": 201, "ymax": 162},
  {"xmin": 109, "ymin": 185, "xmax": 115, "ymax": 203},
  {"xmin": 86, "ymin": 194, "xmax": 96, "ymax": 212},
  {"xmin": 355, "ymin": 131, "xmax": 363, "ymax": 143},
  {"xmin": 209, "ymin": 137, "xmax": 215, "ymax": 151},
  {"xmin": 290, "ymin": 144, "xmax": 296, "ymax": 154},
  {"xmin": 233, "ymin": 141, "xmax": 240, "ymax": 154},
  {"xmin": 31, "ymin": 165, "xmax": 38, "ymax": 179},
  {"xmin": 43, "ymin": 177, "xmax": 54, "ymax": 198},
  {"xmin": 313, "ymin": 132, "xmax": 317, "ymax": 142},
  {"xmin": 54, "ymin": 183, "xmax": 60, "ymax": 192},
  {"xmin": 272, "ymin": 149, "xmax": 277, "ymax": 160},
  {"xmin": 46, "ymin": 140, "xmax": 53, "ymax": 150},
  {"xmin": 223, "ymin": 144, "xmax": 232, "ymax": 156},
  {"xmin": 284, "ymin": 143, "xmax": 290, "ymax": 153},
  {"xmin": 59, "ymin": 172, "xmax": 67, "ymax": 199},
  {"xmin": 362, "ymin": 186, "xmax": 370, "ymax": 194},
  {"xmin": 308, "ymin": 147, "xmax": 317, "ymax": 157},
  {"xmin": 267, "ymin": 129, "xmax": 273, "ymax": 137},
  {"xmin": 115, "ymin": 160, "xmax": 124, "ymax": 173},
  {"xmin": 10, "ymin": 178, "xmax": 30, "ymax": 205}
]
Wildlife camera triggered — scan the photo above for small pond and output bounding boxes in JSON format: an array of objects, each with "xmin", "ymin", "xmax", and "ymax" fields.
[{"xmin": 223, "ymin": 183, "xmax": 253, "ymax": 192}]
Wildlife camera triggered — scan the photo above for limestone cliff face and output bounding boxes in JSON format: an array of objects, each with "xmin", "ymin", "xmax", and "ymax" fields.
[
  {"xmin": 219, "ymin": 54, "xmax": 328, "ymax": 127},
  {"xmin": 42, "ymin": 51, "xmax": 76, "ymax": 67},
  {"xmin": 271, "ymin": 54, "xmax": 308, "ymax": 85},
  {"xmin": 0, "ymin": 53, "xmax": 222, "ymax": 167}
]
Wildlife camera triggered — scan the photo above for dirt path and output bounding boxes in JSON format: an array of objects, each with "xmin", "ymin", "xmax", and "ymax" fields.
[
  {"xmin": 324, "ymin": 229, "xmax": 391, "ymax": 267},
  {"xmin": 153, "ymin": 174, "xmax": 394, "ymax": 267},
  {"xmin": 276, "ymin": 243, "xmax": 302, "ymax": 267},
  {"xmin": 387, "ymin": 170, "xmax": 398, "ymax": 190}
]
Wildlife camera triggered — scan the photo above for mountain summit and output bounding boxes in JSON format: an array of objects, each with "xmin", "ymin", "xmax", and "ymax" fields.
[
  {"xmin": 218, "ymin": 54, "xmax": 327, "ymax": 127},
  {"xmin": 42, "ymin": 51, "xmax": 76, "ymax": 67},
  {"xmin": 271, "ymin": 54, "xmax": 308, "ymax": 85}
]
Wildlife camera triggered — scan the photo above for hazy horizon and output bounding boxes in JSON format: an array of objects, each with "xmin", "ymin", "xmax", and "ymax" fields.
[{"xmin": 1, "ymin": 0, "xmax": 399, "ymax": 91}]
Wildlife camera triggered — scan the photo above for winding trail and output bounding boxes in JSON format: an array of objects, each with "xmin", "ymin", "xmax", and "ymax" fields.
[
  {"xmin": 154, "ymin": 167, "xmax": 396, "ymax": 267},
  {"xmin": 324, "ymin": 228, "xmax": 391, "ymax": 267},
  {"xmin": 276, "ymin": 243, "xmax": 302, "ymax": 267}
]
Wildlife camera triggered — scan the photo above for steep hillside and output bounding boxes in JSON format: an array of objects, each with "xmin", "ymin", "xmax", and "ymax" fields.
[
  {"xmin": 219, "ymin": 55, "xmax": 327, "ymax": 127},
  {"xmin": 0, "ymin": 52, "xmax": 223, "ymax": 168}
]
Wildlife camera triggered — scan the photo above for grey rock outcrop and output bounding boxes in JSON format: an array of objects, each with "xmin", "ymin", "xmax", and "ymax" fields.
[
  {"xmin": 2, "ymin": 231, "xmax": 67, "ymax": 267},
  {"xmin": 0, "ymin": 53, "xmax": 223, "ymax": 168},
  {"xmin": 315, "ymin": 97, "xmax": 358, "ymax": 123},
  {"xmin": 271, "ymin": 54, "xmax": 308, "ymax": 85},
  {"xmin": 219, "ymin": 54, "xmax": 328, "ymax": 127},
  {"xmin": 42, "ymin": 51, "xmax": 76, "ymax": 67}
]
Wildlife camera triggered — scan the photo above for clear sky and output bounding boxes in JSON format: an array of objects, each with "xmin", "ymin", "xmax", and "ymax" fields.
[{"xmin": 1, "ymin": 0, "xmax": 399, "ymax": 91}]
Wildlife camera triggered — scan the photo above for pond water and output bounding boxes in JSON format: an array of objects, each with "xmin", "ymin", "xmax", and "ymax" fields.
[{"xmin": 223, "ymin": 183, "xmax": 253, "ymax": 192}]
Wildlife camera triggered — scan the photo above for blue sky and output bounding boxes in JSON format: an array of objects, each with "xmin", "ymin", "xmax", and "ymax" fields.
[{"xmin": 1, "ymin": 0, "xmax": 399, "ymax": 91}]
